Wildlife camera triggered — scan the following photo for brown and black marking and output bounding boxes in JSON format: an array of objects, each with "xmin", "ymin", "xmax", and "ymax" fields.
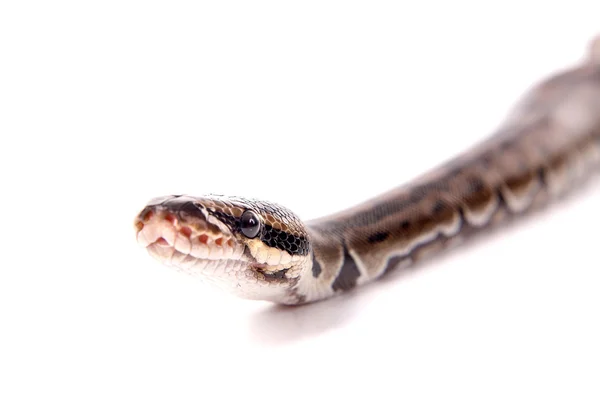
[
  {"xmin": 331, "ymin": 245, "xmax": 362, "ymax": 292},
  {"xmin": 311, "ymin": 254, "xmax": 323, "ymax": 278},
  {"xmin": 261, "ymin": 223, "xmax": 310, "ymax": 256},
  {"xmin": 306, "ymin": 58, "xmax": 600, "ymax": 296},
  {"xmin": 256, "ymin": 266, "xmax": 293, "ymax": 282},
  {"xmin": 197, "ymin": 196, "xmax": 311, "ymax": 257}
]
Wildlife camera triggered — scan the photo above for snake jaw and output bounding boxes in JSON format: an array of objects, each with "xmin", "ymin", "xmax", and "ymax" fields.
[
  {"xmin": 135, "ymin": 202, "xmax": 243, "ymax": 266},
  {"xmin": 134, "ymin": 195, "xmax": 309, "ymax": 302}
]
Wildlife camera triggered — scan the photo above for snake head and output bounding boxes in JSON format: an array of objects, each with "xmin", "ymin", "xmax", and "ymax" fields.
[{"xmin": 134, "ymin": 195, "xmax": 312, "ymax": 303}]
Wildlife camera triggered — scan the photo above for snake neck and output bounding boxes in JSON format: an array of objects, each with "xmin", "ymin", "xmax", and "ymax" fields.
[{"xmin": 293, "ymin": 60, "xmax": 600, "ymax": 304}]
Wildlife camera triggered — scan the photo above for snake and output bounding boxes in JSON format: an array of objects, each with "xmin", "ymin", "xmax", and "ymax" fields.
[{"xmin": 135, "ymin": 37, "xmax": 600, "ymax": 305}]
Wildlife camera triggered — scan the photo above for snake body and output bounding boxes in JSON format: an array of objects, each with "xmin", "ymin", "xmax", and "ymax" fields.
[{"xmin": 135, "ymin": 38, "xmax": 600, "ymax": 304}]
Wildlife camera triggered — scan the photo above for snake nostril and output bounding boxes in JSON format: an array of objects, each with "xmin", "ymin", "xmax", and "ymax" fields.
[
  {"xmin": 135, "ymin": 221, "xmax": 144, "ymax": 231},
  {"xmin": 142, "ymin": 210, "xmax": 154, "ymax": 222}
]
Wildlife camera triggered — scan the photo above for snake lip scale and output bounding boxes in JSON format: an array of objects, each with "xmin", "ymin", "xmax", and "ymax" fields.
[{"xmin": 135, "ymin": 37, "xmax": 600, "ymax": 305}]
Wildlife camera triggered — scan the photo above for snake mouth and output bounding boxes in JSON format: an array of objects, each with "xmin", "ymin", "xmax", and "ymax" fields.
[
  {"xmin": 134, "ymin": 196, "xmax": 292, "ymax": 282},
  {"xmin": 135, "ymin": 196, "xmax": 245, "ymax": 268}
]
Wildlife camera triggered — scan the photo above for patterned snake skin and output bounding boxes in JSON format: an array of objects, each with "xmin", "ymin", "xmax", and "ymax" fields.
[{"xmin": 135, "ymin": 37, "xmax": 600, "ymax": 304}]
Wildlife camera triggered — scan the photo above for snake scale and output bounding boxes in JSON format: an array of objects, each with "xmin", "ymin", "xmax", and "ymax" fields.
[{"xmin": 135, "ymin": 37, "xmax": 600, "ymax": 305}]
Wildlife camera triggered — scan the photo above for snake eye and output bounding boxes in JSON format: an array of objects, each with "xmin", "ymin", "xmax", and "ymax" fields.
[{"xmin": 240, "ymin": 210, "xmax": 261, "ymax": 238}]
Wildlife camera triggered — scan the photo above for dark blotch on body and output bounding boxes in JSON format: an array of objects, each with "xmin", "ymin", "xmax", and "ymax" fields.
[
  {"xmin": 311, "ymin": 255, "xmax": 322, "ymax": 278},
  {"xmin": 537, "ymin": 167, "xmax": 548, "ymax": 187},
  {"xmin": 367, "ymin": 231, "xmax": 390, "ymax": 244},
  {"xmin": 331, "ymin": 247, "xmax": 361, "ymax": 292},
  {"xmin": 432, "ymin": 200, "xmax": 447, "ymax": 214},
  {"xmin": 465, "ymin": 176, "xmax": 486, "ymax": 196}
]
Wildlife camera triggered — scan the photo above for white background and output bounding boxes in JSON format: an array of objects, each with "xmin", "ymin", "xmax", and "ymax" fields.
[{"xmin": 1, "ymin": 1, "xmax": 599, "ymax": 399}]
